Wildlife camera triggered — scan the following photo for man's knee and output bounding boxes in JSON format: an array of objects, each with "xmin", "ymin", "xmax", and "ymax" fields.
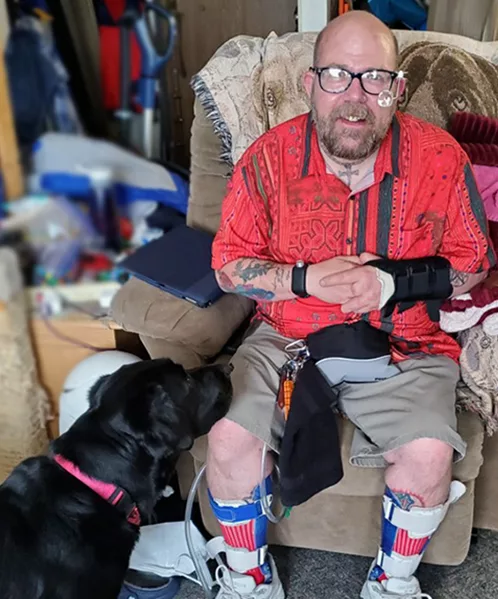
[
  {"xmin": 208, "ymin": 418, "xmax": 264, "ymax": 465},
  {"xmin": 385, "ymin": 438, "xmax": 453, "ymax": 481}
]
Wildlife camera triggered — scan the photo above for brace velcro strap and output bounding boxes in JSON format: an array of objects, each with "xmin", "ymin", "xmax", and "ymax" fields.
[
  {"xmin": 208, "ymin": 492, "xmax": 272, "ymax": 523},
  {"xmin": 206, "ymin": 537, "xmax": 268, "ymax": 573},
  {"xmin": 383, "ymin": 498, "xmax": 446, "ymax": 537},
  {"xmin": 377, "ymin": 549, "xmax": 423, "ymax": 580},
  {"xmin": 383, "ymin": 481, "xmax": 466, "ymax": 537},
  {"xmin": 367, "ymin": 256, "xmax": 452, "ymax": 304},
  {"xmin": 208, "ymin": 476, "xmax": 272, "ymax": 524}
]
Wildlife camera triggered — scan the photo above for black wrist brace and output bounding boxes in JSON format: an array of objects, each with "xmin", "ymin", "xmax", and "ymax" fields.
[{"xmin": 366, "ymin": 256, "xmax": 452, "ymax": 321}]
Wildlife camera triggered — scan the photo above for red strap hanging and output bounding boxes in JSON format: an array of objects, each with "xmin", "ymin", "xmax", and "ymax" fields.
[{"xmin": 98, "ymin": 0, "xmax": 143, "ymax": 111}]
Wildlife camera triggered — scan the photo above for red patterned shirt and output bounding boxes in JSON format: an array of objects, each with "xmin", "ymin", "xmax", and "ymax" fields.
[{"xmin": 212, "ymin": 112, "xmax": 496, "ymax": 362}]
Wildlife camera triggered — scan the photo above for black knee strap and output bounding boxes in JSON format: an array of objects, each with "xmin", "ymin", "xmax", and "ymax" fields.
[{"xmin": 366, "ymin": 256, "xmax": 452, "ymax": 321}]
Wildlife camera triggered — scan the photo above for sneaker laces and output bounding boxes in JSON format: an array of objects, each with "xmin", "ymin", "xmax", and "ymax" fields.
[
  {"xmin": 215, "ymin": 564, "xmax": 273, "ymax": 598},
  {"xmin": 215, "ymin": 564, "xmax": 245, "ymax": 599},
  {"xmin": 375, "ymin": 580, "xmax": 433, "ymax": 599}
]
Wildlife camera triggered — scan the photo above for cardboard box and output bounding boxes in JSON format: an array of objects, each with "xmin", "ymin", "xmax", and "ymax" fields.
[{"xmin": 29, "ymin": 312, "xmax": 145, "ymax": 439}]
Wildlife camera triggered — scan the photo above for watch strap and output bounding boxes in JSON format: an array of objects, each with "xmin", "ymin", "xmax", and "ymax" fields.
[{"xmin": 292, "ymin": 262, "xmax": 310, "ymax": 298}]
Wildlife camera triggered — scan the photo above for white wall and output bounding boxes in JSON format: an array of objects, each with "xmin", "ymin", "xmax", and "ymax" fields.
[
  {"xmin": 0, "ymin": 0, "xmax": 10, "ymax": 49},
  {"xmin": 297, "ymin": 0, "xmax": 330, "ymax": 32}
]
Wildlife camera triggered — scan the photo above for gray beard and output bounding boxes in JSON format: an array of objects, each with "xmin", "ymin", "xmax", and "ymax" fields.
[{"xmin": 313, "ymin": 107, "xmax": 390, "ymax": 161}]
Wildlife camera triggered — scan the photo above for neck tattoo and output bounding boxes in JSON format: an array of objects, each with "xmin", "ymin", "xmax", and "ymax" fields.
[{"xmin": 335, "ymin": 163, "xmax": 360, "ymax": 188}]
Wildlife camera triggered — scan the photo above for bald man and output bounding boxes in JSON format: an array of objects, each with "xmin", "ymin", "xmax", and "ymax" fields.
[{"xmin": 207, "ymin": 11, "xmax": 495, "ymax": 599}]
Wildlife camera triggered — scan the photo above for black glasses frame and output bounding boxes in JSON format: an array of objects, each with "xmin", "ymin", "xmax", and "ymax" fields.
[{"xmin": 310, "ymin": 66, "xmax": 399, "ymax": 96}]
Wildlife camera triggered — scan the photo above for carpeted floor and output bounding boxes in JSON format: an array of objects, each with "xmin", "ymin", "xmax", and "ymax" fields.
[{"xmin": 174, "ymin": 530, "xmax": 498, "ymax": 599}]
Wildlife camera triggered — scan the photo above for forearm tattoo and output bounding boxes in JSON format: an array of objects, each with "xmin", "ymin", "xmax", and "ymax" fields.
[
  {"xmin": 216, "ymin": 259, "xmax": 290, "ymax": 301},
  {"xmin": 233, "ymin": 260, "xmax": 273, "ymax": 283},
  {"xmin": 217, "ymin": 270, "xmax": 275, "ymax": 300},
  {"xmin": 449, "ymin": 268, "xmax": 470, "ymax": 289}
]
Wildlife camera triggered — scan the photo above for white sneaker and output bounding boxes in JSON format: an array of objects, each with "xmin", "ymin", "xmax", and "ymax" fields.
[
  {"xmin": 214, "ymin": 555, "xmax": 285, "ymax": 599},
  {"xmin": 361, "ymin": 562, "xmax": 431, "ymax": 599}
]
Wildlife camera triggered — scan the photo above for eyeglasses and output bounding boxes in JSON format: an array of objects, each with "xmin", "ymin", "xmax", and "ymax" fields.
[{"xmin": 310, "ymin": 66, "xmax": 400, "ymax": 96}]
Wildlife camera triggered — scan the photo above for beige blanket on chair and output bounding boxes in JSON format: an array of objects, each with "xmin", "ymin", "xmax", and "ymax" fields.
[{"xmin": 458, "ymin": 326, "xmax": 498, "ymax": 435}]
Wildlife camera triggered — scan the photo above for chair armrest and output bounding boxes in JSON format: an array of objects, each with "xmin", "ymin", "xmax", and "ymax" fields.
[{"xmin": 110, "ymin": 276, "xmax": 254, "ymax": 364}]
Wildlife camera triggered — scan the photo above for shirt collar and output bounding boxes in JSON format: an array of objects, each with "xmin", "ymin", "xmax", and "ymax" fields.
[
  {"xmin": 308, "ymin": 111, "xmax": 406, "ymax": 182},
  {"xmin": 375, "ymin": 112, "xmax": 405, "ymax": 180}
]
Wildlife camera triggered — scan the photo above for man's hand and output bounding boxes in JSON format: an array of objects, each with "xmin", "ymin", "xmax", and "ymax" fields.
[
  {"xmin": 317, "ymin": 252, "xmax": 383, "ymax": 313},
  {"xmin": 307, "ymin": 256, "xmax": 362, "ymax": 304}
]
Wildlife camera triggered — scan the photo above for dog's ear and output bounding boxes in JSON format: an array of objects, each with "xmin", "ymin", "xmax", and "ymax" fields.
[
  {"xmin": 189, "ymin": 364, "xmax": 233, "ymax": 435},
  {"xmin": 87, "ymin": 375, "xmax": 111, "ymax": 409},
  {"xmin": 145, "ymin": 381, "xmax": 195, "ymax": 452}
]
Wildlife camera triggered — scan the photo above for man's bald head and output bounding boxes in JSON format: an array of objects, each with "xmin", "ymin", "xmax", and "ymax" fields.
[{"xmin": 313, "ymin": 11, "xmax": 399, "ymax": 69}]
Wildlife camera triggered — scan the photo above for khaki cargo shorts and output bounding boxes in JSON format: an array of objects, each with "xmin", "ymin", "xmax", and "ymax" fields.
[{"xmin": 226, "ymin": 320, "xmax": 466, "ymax": 467}]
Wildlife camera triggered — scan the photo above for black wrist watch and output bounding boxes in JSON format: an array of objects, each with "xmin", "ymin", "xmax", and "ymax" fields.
[{"xmin": 291, "ymin": 260, "xmax": 310, "ymax": 298}]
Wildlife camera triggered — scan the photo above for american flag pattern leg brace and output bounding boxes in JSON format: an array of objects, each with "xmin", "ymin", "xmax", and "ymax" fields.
[
  {"xmin": 209, "ymin": 476, "xmax": 273, "ymax": 585},
  {"xmin": 370, "ymin": 481, "xmax": 466, "ymax": 581}
]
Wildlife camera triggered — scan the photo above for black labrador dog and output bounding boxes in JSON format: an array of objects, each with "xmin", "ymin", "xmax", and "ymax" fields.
[{"xmin": 0, "ymin": 358, "xmax": 232, "ymax": 599}]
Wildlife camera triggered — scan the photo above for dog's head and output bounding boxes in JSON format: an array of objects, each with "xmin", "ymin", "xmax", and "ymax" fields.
[
  {"xmin": 87, "ymin": 359, "xmax": 233, "ymax": 456},
  {"xmin": 53, "ymin": 359, "xmax": 232, "ymax": 519}
]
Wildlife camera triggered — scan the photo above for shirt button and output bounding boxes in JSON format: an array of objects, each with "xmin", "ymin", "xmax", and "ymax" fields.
[{"xmin": 346, "ymin": 238, "xmax": 353, "ymax": 245}]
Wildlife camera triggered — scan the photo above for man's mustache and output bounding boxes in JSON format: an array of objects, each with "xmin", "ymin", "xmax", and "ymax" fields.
[{"xmin": 331, "ymin": 103, "xmax": 375, "ymax": 123}]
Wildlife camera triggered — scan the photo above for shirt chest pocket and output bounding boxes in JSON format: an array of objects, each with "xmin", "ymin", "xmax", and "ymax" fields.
[{"xmin": 393, "ymin": 222, "xmax": 438, "ymax": 260}]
